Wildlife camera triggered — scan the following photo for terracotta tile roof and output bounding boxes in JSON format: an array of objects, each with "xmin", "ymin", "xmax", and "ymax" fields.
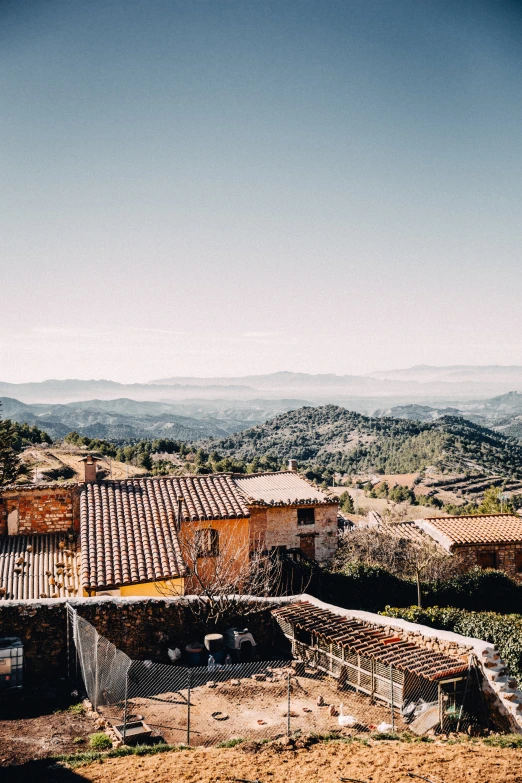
[
  {"xmin": 417, "ymin": 514, "xmax": 522, "ymax": 549},
  {"xmin": 81, "ymin": 480, "xmax": 185, "ymax": 590},
  {"xmin": 0, "ymin": 533, "xmax": 80, "ymax": 600},
  {"xmin": 385, "ymin": 520, "xmax": 432, "ymax": 545},
  {"xmin": 80, "ymin": 475, "xmax": 249, "ymax": 590},
  {"xmin": 272, "ymin": 601, "xmax": 468, "ymax": 681},
  {"xmin": 233, "ymin": 471, "xmax": 334, "ymax": 505}
]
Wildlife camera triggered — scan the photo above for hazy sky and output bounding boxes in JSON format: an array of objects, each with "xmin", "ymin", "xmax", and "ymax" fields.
[{"xmin": 1, "ymin": 0, "xmax": 521, "ymax": 383}]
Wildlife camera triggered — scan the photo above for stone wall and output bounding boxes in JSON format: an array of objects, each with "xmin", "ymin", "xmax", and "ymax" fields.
[
  {"xmin": 0, "ymin": 485, "xmax": 80, "ymax": 536},
  {"xmin": 0, "ymin": 597, "xmax": 284, "ymax": 682},
  {"xmin": 248, "ymin": 504, "xmax": 338, "ymax": 564},
  {"xmin": 455, "ymin": 543, "xmax": 522, "ymax": 582}
]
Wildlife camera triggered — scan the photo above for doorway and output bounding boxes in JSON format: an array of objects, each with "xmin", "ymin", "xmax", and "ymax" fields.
[{"xmin": 300, "ymin": 535, "xmax": 315, "ymax": 560}]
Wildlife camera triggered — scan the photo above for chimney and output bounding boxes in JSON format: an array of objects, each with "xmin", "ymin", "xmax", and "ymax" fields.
[
  {"xmin": 80, "ymin": 455, "xmax": 100, "ymax": 483},
  {"xmin": 288, "ymin": 459, "xmax": 298, "ymax": 472}
]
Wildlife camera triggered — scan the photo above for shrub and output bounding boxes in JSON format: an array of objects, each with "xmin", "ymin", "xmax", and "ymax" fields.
[
  {"xmin": 216, "ymin": 738, "xmax": 245, "ymax": 748},
  {"xmin": 68, "ymin": 703, "xmax": 85, "ymax": 715},
  {"xmin": 313, "ymin": 564, "xmax": 522, "ymax": 616},
  {"xmin": 89, "ymin": 733, "xmax": 112, "ymax": 750},
  {"xmin": 426, "ymin": 568, "xmax": 522, "ymax": 613},
  {"xmin": 319, "ymin": 564, "xmax": 416, "ymax": 614},
  {"xmin": 380, "ymin": 605, "xmax": 522, "ymax": 681}
]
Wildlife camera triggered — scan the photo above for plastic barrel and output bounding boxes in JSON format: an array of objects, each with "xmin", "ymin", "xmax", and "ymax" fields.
[{"xmin": 185, "ymin": 642, "xmax": 204, "ymax": 666}]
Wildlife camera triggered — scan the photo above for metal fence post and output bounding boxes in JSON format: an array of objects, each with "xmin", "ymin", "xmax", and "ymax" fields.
[
  {"xmin": 187, "ymin": 669, "xmax": 191, "ymax": 746},
  {"xmin": 66, "ymin": 605, "xmax": 71, "ymax": 682},
  {"xmin": 287, "ymin": 671, "xmax": 291, "ymax": 737},
  {"xmin": 93, "ymin": 633, "xmax": 99, "ymax": 711},
  {"xmin": 390, "ymin": 664, "xmax": 395, "ymax": 732},
  {"xmin": 122, "ymin": 670, "xmax": 129, "ymax": 744}
]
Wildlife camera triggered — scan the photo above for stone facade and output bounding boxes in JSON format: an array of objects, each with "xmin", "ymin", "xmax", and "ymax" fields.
[
  {"xmin": 454, "ymin": 543, "xmax": 522, "ymax": 582},
  {"xmin": 0, "ymin": 485, "xmax": 79, "ymax": 536},
  {"xmin": 248, "ymin": 503, "xmax": 338, "ymax": 564}
]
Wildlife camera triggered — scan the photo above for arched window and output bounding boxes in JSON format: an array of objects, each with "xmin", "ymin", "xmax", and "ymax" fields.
[{"xmin": 195, "ymin": 527, "xmax": 219, "ymax": 557}]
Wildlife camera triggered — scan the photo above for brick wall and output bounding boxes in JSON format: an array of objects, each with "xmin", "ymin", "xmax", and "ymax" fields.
[
  {"xmin": 249, "ymin": 504, "xmax": 338, "ymax": 564},
  {"xmin": 0, "ymin": 485, "xmax": 80, "ymax": 536},
  {"xmin": 455, "ymin": 543, "xmax": 522, "ymax": 582}
]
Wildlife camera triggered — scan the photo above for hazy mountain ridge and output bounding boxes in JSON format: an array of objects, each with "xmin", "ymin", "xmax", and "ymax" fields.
[
  {"xmin": 3, "ymin": 365, "xmax": 522, "ymax": 405},
  {"xmin": 0, "ymin": 397, "xmax": 308, "ymax": 442},
  {"xmin": 0, "ymin": 397, "xmax": 232, "ymax": 441},
  {"xmin": 382, "ymin": 392, "xmax": 522, "ymax": 441}
]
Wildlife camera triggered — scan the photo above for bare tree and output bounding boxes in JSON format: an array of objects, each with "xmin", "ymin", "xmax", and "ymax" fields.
[
  {"xmin": 158, "ymin": 519, "xmax": 290, "ymax": 623},
  {"xmin": 334, "ymin": 524, "xmax": 458, "ymax": 607}
]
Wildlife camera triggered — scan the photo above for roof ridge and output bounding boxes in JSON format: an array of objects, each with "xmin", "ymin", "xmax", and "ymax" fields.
[{"xmin": 425, "ymin": 512, "xmax": 521, "ymax": 520}]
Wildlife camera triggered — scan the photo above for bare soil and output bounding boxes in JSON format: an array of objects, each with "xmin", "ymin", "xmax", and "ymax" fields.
[
  {"xmin": 0, "ymin": 688, "xmax": 94, "ymax": 767},
  {"xmin": 20, "ymin": 446, "xmax": 145, "ymax": 483},
  {"xmin": 120, "ymin": 672, "xmax": 404, "ymax": 746},
  {"xmin": 67, "ymin": 741, "xmax": 522, "ymax": 783}
]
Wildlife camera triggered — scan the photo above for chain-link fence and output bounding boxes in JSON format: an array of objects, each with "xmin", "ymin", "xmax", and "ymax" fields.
[{"xmin": 67, "ymin": 605, "xmax": 488, "ymax": 746}]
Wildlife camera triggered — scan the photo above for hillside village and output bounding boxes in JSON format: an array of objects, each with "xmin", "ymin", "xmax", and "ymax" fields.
[{"xmin": 5, "ymin": 400, "xmax": 522, "ymax": 777}]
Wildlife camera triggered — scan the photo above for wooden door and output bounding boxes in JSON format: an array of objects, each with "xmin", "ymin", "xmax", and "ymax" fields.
[{"xmin": 300, "ymin": 535, "xmax": 315, "ymax": 560}]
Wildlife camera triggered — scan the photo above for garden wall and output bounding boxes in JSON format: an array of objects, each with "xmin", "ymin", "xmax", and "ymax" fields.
[{"xmin": 0, "ymin": 596, "xmax": 285, "ymax": 682}]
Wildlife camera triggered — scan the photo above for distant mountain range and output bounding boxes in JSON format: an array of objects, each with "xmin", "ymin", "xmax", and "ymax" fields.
[
  {"xmin": 3, "ymin": 368, "xmax": 522, "ymax": 445},
  {"xmin": 3, "ymin": 366, "xmax": 522, "ymax": 407},
  {"xmin": 0, "ymin": 397, "xmax": 307, "ymax": 442},
  {"xmin": 378, "ymin": 392, "xmax": 522, "ymax": 440}
]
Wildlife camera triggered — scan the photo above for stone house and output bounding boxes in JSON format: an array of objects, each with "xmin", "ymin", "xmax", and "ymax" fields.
[
  {"xmin": 0, "ymin": 464, "xmax": 338, "ymax": 599},
  {"xmin": 414, "ymin": 514, "xmax": 522, "ymax": 581}
]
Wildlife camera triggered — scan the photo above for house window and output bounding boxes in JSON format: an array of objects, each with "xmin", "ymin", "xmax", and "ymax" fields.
[
  {"xmin": 195, "ymin": 528, "xmax": 219, "ymax": 557},
  {"xmin": 297, "ymin": 507, "xmax": 315, "ymax": 526},
  {"xmin": 477, "ymin": 550, "xmax": 497, "ymax": 569},
  {"xmin": 516, "ymin": 552, "xmax": 522, "ymax": 573}
]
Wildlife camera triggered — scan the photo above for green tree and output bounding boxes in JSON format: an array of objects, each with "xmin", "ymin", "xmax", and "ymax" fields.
[
  {"xmin": 0, "ymin": 404, "xmax": 23, "ymax": 489},
  {"xmin": 338, "ymin": 490, "xmax": 355, "ymax": 514}
]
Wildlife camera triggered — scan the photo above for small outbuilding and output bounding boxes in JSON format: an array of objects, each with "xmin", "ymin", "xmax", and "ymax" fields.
[{"xmin": 272, "ymin": 601, "xmax": 474, "ymax": 729}]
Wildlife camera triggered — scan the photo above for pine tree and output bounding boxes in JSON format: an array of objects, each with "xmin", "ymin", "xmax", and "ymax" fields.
[{"xmin": 0, "ymin": 403, "xmax": 23, "ymax": 489}]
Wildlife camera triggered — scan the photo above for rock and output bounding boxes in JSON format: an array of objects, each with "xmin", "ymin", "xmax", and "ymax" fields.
[
  {"xmin": 207, "ymin": 681, "xmax": 217, "ymax": 688},
  {"xmin": 328, "ymin": 705, "xmax": 338, "ymax": 717},
  {"xmin": 316, "ymin": 695, "xmax": 324, "ymax": 706}
]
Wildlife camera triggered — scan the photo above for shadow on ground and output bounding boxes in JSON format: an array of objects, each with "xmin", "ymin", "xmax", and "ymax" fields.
[{"xmin": 3, "ymin": 759, "xmax": 89, "ymax": 782}]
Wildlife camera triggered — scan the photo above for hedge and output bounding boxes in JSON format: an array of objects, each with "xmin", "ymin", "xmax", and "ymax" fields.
[
  {"xmin": 380, "ymin": 605, "xmax": 522, "ymax": 681},
  {"xmin": 291, "ymin": 564, "xmax": 522, "ymax": 616}
]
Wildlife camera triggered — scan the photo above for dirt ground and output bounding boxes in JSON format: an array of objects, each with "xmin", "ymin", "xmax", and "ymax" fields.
[
  {"xmin": 64, "ymin": 741, "xmax": 522, "ymax": 783},
  {"xmin": 20, "ymin": 446, "xmax": 145, "ymax": 483},
  {"xmin": 0, "ymin": 688, "xmax": 94, "ymax": 767},
  {"xmin": 122, "ymin": 671, "xmax": 404, "ymax": 746}
]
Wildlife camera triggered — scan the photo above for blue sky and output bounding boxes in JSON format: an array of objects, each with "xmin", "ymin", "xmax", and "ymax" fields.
[{"xmin": 1, "ymin": 0, "xmax": 521, "ymax": 382}]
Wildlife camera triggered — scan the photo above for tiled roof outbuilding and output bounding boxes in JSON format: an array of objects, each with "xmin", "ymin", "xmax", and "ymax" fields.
[
  {"xmin": 272, "ymin": 601, "xmax": 468, "ymax": 681},
  {"xmin": 416, "ymin": 514, "xmax": 522, "ymax": 551},
  {"xmin": 79, "ymin": 475, "xmax": 250, "ymax": 591},
  {"xmin": 0, "ymin": 533, "xmax": 80, "ymax": 600}
]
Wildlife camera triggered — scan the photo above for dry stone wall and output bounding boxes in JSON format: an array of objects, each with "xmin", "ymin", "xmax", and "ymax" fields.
[
  {"xmin": 455, "ymin": 543, "xmax": 522, "ymax": 582},
  {"xmin": 0, "ymin": 597, "xmax": 283, "ymax": 682}
]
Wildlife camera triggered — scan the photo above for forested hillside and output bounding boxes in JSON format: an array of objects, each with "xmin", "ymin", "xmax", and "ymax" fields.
[{"xmin": 212, "ymin": 405, "xmax": 522, "ymax": 478}]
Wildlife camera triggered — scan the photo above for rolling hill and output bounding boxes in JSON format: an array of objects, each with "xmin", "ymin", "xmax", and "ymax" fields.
[{"xmin": 212, "ymin": 405, "xmax": 522, "ymax": 478}]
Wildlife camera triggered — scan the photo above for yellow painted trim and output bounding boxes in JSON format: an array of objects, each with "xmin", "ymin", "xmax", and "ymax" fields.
[{"xmin": 119, "ymin": 578, "xmax": 184, "ymax": 597}]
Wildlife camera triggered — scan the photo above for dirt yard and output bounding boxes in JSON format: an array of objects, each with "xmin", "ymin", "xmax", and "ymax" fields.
[
  {"xmin": 0, "ymin": 688, "xmax": 94, "ymax": 767},
  {"xmin": 61, "ymin": 740, "xmax": 522, "ymax": 783},
  {"xmin": 119, "ymin": 670, "xmax": 405, "ymax": 746}
]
